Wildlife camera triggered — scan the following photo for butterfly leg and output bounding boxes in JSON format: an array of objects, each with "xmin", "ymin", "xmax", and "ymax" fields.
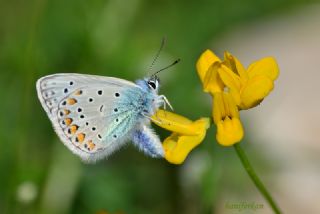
[
  {"xmin": 158, "ymin": 95, "xmax": 174, "ymax": 111},
  {"xmin": 142, "ymin": 113, "xmax": 163, "ymax": 124},
  {"xmin": 132, "ymin": 125, "xmax": 164, "ymax": 158}
]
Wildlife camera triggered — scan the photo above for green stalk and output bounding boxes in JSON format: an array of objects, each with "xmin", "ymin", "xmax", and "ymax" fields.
[{"xmin": 233, "ymin": 143, "xmax": 281, "ymax": 214}]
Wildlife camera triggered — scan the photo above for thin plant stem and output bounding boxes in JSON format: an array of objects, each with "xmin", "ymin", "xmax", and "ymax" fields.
[{"xmin": 233, "ymin": 143, "xmax": 281, "ymax": 214}]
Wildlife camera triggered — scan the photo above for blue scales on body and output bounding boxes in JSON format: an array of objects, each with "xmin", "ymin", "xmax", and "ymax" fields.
[{"xmin": 102, "ymin": 78, "xmax": 164, "ymax": 158}]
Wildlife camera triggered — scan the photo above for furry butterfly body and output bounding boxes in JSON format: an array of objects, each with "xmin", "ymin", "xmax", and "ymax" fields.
[{"xmin": 36, "ymin": 73, "xmax": 165, "ymax": 162}]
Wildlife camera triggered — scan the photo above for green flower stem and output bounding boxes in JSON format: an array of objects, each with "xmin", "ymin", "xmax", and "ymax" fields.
[{"xmin": 233, "ymin": 143, "xmax": 281, "ymax": 214}]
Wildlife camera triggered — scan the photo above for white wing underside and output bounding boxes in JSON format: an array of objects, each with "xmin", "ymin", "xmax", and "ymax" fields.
[{"xmin": 36, "ymin": 73, "xmax": 139, "ymax": 163}]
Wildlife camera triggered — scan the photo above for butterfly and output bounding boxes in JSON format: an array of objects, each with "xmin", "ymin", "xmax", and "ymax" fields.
[{"xmin": 36, "ymin": 72, "xmax": 175, "ymax": 163}]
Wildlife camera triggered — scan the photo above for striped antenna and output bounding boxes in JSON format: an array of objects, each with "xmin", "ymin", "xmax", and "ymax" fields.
[
  {"xmin": 148, "ymin": 37, "xmax": 166, "ymax": 74},
  {"xmin": 151, "ymin": 58, "xmax": 181, "ymax": 78}
]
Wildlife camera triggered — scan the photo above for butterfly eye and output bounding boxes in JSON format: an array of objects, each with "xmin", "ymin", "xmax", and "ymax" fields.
[{"xmin": 148, "ymin": 81, "xmax": 157, "ymax": 90}]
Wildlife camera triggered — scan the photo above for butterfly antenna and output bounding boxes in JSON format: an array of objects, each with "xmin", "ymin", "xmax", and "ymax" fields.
[
  {"xmin": 149, "ymin": 37, "xmax": 166, "ymax": 74},
  {"xmin": 151, "ymin": 58, "xmax": 181, "ymax": 77}
]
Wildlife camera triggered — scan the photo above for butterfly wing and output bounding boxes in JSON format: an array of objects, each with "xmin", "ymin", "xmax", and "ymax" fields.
[{"xmin": 36, "ymin": 73, "xmax": 141, "ymax": 162}]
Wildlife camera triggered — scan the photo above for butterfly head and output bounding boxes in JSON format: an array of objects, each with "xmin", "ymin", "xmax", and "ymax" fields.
[{"xmin": 136, "ymin": 76, "xmax": 160, "ymax": 94}]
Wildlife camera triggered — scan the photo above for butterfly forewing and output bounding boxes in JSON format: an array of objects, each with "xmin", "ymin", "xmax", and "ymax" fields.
[{"xmin": 36, "ymin": 73, "xmax": 139, "ymax": 162}]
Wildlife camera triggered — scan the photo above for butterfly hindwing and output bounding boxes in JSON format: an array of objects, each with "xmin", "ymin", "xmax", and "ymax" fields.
[{"xmin": 36, "ymin": 73, "xmax": 141, "ymax": 162}]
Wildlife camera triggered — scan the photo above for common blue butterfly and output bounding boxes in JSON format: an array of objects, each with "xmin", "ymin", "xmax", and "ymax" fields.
[{"xmin": 36, "ymin": 72, "xmax": 175, "ymax": 163}]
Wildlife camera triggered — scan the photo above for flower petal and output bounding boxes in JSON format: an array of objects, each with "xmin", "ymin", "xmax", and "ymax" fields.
[
  {"xmin": 213, "ymin": 92, "xmax": 239, "ymax": 124},
  {"xmin": 224, "ymin": 92, "xmax": 240, "ymax": 119},
  {"xmin": 196, "ymin": 49, "xmax": 221, "ymax": 83},
  {"xmin": 203, "ymin": 62, "xmax": 224, "ymax": 94},
  {"xmin": 247, "ymin": 57, "xmax": 279, "ymax": 81},
  {"xmin": 240, "ymin": 75, "xmax": 274, "ymax": 109},
  {"xmin": 163, "ymin": 129, "xmax": 208, "ymax": 164},
  {"xmin": 216, "ymin": 117, "xmax": 244, "ymax": 146},
  {"xmin": 152, "ymin": 110, "xmax": 210, "ymax": 136},
  {"xmin": 224, "ymin": 51, "xmax": 248, "ymax": 83},
  {"xmin": 212, "ymin": 92, "xmax": 225, "ymax": 124},
  {"xmin": 217, "ymin": 65, "xmax": 241, "ymax": 105}
]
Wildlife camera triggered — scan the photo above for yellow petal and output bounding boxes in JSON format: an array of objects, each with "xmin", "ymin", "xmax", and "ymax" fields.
[
  {"xmin": 196, "ymin": 49, "xmax": 221, "ymax": 83},
  {"xmin": 224, "ymin": 51, "xmax": 248, "ymax": 83},
  {"xmin": 189, "ymin": 117, "xmax": 211, "ymax": 134},
  {"xmin": 203, "ymin": 62, "xmax": 224, "ymax": 94},
  {"xmin": 216, "ymin": 117, "xmax": 244, "ymax": 146},
  {"xmin": 217, "ymin": 65, "xmax": 241, "ymax": 105},
  {"xmin": 152, "ymin": 110, "xmax": 210, "ymax": 136},
  {"xmin": 212, "ymin": 92, "xmax": 239, "ymax": 124},
  {"xmin": 229, "ymin": 88, "xmax": 241, "ymax": 107},
  {"xmin": 163, "ymin": 125, "xmax": 208, "ymax": 164},
  {"xmin": 224, "ymin": 92, "xmax": 239, "ymax": 119},
  {"xmin": 239, "ymin": 75, "xmax": 274, "ymax": 109},
  {"xmin": 247, "ymin": 57, "xmax": 279, "ymax": 81},
  {"xmin": 212, "ymin": 92, "xmax": 225, "ymax": 124},
  {"xmin": 218, "ymin": 65, "xmax": 241, "ymax": 89}
]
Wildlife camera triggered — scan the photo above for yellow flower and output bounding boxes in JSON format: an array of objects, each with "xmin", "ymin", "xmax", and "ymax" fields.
[
  {"xmin": 196, "ymin": 49, "xmax": 279, "ymax": 146},
  {"xmin": 197, "ymin": 50, "xmax": 279, "ymax": 109},
  {"xmin": 152, "ymin": 110, "xmax": 210, "ymax": 164},
  {"xmin": 220, "ymin": 51, "xmax": 279, "ymax": 109}
]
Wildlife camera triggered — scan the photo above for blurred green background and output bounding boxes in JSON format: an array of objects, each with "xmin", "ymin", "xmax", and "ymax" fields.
[{"xmin": 0, "ymin": 0, "xmax": 318, "ymax": 213}]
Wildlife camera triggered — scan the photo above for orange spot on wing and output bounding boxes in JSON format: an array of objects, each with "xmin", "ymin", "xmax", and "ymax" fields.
[
  {"xmin": 74, "ymin": 90, "xmax": 82, "ymax": 95},
  {"xmin": 64, "ymin": 109, "xmax": 70, "ymax": 115},
  {"xmin": 65, "ymin": 118, "xmax": 72, "ymax": 126},
  {"xmin": 77, "ymin": 133, "xmax": 85, "ymax": 143},
  {"xmin": 70, "ymin": 125, "xmax": 78, "ymax": 134},
  {"xmin": 87, "ymin": 140, "xmax": 96, "ymax": 150},
  {"xmin": 67, "ymin": 98, "xmax": 77, "ymax": 105}
]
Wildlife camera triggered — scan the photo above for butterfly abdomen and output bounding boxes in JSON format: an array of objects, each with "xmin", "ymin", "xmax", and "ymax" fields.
[{"xmin": 131, "ymin": 126, "xmax": 164, "ymax": 158}]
